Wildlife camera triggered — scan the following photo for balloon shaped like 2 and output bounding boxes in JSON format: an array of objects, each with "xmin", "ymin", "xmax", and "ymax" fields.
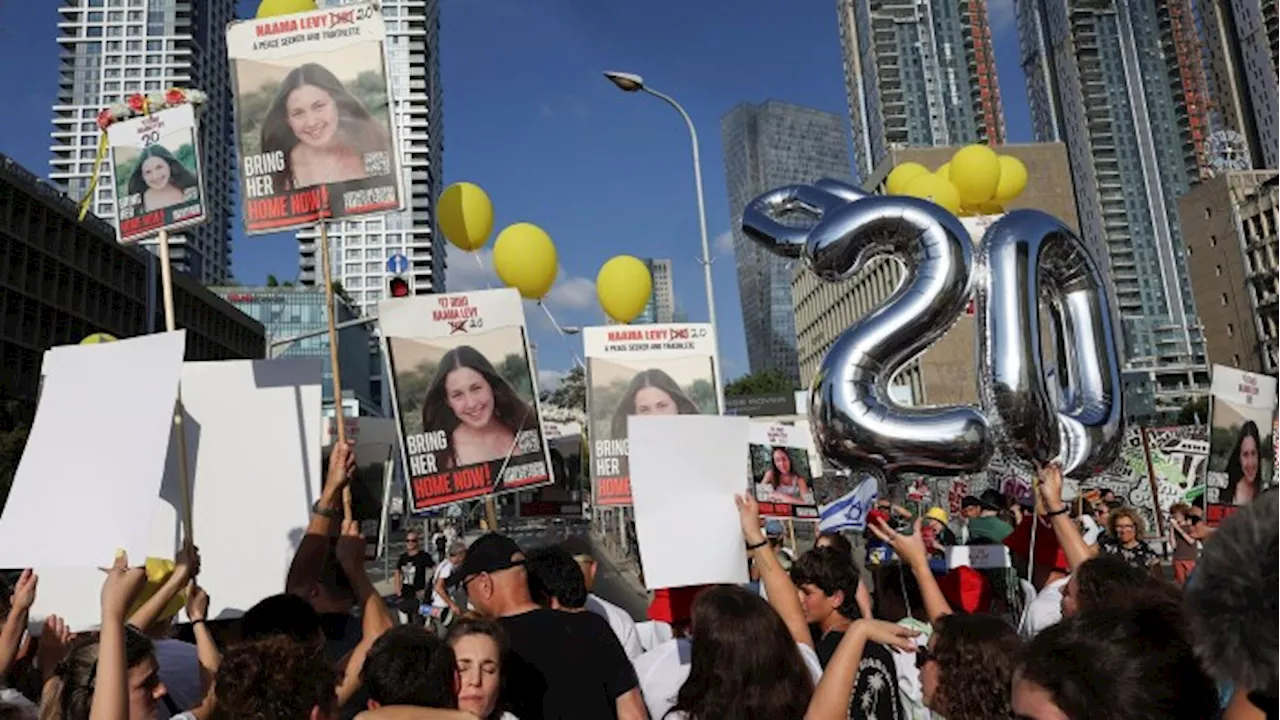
[
  {"xmin": 743, "ymin": 178, "xmax": 992, "ymax": 477},
  {"xmin": 975, "ymin": 211, "xmax": 1125, "ymax": 477}
]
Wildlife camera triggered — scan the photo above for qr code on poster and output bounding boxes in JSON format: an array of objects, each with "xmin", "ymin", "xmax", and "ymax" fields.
[{"xmin": 363, "ymin": 151, "xmax": 391, "ymax": 176}]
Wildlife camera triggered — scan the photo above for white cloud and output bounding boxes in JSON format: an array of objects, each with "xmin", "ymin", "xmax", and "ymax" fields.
[
  {"xmin": 445, "ymin": 244, "xmax": 596, "ymax": 315},
  {"xmin": 714, "ymin": 229, "xmax": 736, "ymax": 258},
  {"xmin": 537, "ymin": 368, "xmax": 566, "ymax": 392},
  {"xmin": 545, "ymin": 275, "xmax": 596, "ymax": 312}
]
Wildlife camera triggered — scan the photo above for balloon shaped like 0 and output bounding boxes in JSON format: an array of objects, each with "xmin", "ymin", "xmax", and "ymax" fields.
[
  {"xmin": 975, "ymin": 211, "xmax": 1124, "ymax": 476},
  {"xmin": 743, "ymin": 179, "xmax": 992, "ymax": 476}
]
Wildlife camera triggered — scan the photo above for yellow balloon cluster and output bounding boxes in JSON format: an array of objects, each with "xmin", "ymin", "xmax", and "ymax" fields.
[
  {"xmin": 255, "ymin": 0, "xmax": 316, "ymax": 18},
  {"xmin": 885, "ymin": 145, "xmax": 1029, "ymax": 217},
  {"xmin": 596, "ymin": 257, "xmax": 653, "ymax": 324}
]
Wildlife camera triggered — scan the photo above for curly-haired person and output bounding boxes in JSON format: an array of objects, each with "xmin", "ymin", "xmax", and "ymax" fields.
[
  {"xmin": 211, "ymin": 636, "xmax": 338, "ymax": 720},
  {"xmin": 1097, "ymin": 507, "xmax": 1159, "ymax": 573},
  {"xmin": 919, "ymin": 613, "xmax": 1022, "ymax": 720}
]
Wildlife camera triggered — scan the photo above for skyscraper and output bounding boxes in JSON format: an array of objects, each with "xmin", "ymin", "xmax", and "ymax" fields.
[
  {"xmin": 626, "ymin": 258, "xmax": 674, "ymax": 325},
  {"xmin": 721, "ymin": 101, "xmax": 851, "ymax": 382},
  {"xmin": 1196, "ymin": 0, "xmax": 1279, "ymax": 170},
  {"xmin": 299, "ymin": 0, "xmax": 444, "ymax": 407},
  {"xmin": 1017, "ymin": 0, "xmax": 1211, "ymax": 415},
  {"xmin": 836, "ymin": 0, "xmax": 1006, "ymax": 181},
  {"xmin": 50, "ymin": 0, "xmax": 234, "ymax": 285}
]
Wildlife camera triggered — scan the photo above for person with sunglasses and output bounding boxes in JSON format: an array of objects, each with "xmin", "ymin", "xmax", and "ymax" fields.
[
  {"xmin": 393, "ymin": 532, "xmax": 434, "ymax": 626},
  {"xmin": 448, "ymin": 533, "xmax": 646, "ymax": 720}
]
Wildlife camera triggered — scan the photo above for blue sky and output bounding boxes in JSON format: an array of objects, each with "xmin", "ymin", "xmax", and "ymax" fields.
[{"xmin": 0, "ymin": 0, "xmax": 1031, "ymax": 387}]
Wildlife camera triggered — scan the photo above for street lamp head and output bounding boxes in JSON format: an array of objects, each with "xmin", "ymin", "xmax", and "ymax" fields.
[{"xmin": 603, "ymin": 71, "xmax": 645, "ymax": 93}]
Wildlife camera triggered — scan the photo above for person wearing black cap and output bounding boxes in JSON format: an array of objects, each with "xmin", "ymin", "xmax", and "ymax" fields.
[
  {"xmin": 965, "ymin": 489, "xmax": 1014, "ymax": 544},
  {"xmin": 450, "ymin": 533, "xmax": 646, "ymax": 720}
]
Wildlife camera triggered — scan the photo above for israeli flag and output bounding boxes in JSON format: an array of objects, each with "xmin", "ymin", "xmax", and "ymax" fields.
[{"xmin": 819, "ymin": 476, "xmax": 879, "ymax": 533}]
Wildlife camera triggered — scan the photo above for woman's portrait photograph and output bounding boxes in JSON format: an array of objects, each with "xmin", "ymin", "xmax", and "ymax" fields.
[
  {"xmin": 388, "ymin": 328, "xmax": 543, "ymax": 474},
  {"xmin": 1207, "ymin": 399, "xmax": 1275, "ymax": 507},
  {"xmin": 586, "ymin": 358, "xmax": 718, "ymax": 442},
  {"xmin": 111, "ymin": 125, "xmax": 203, "ymax": 233},
  {"xmin": 750, "ymin": 444, "xmax": 816, "ymax": 506},
  {"xmin": 233, "ymin": 47, "xmax": 396, "ymax": 191}
]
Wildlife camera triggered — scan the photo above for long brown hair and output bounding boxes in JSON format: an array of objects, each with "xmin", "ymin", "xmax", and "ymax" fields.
[
  {"xmin": 259, "ymin": 62, "xmax": 389, "ymax": 190},
  {"xmin": 39, "ymin": 630, "xmax": 154, "ymax": 720},
  {"xmin": 666, "ymin": 585, "xmax": 813, "ymax": 719},
  {"xmin": 420, "ymin": 346, "xmax": 537, "ymax": 470},
  {"xmin": 929, "ymin": 613, "xmax": 1020, "ymax": 720}
]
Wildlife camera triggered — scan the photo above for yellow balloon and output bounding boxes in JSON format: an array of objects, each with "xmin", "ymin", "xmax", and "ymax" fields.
[
  {"xmin": 80, "ymin": 333, "xmax": 118, "ymax": 345},
  {"xmin": 903, "ymin": 173, "xmax": 962, "ymax": 215},
  {"xmin": 948, "ymin": 144, "xmax": 1002, "ymax": 205},
  {"xmin": 493, "ymin": 223, "xmax": 557, "ymax": 300},
  {"xmin": 992, "ymin": 156, "xmax": 1028, "ymax": 203},
  {"xmin": 437, "ymin": 182, "xmax": 494, "ymax": 252},
  {"xmin": 935, "ymin": 162, "xmax": 951, "ymax": 178},
  {"xmin": 596, "ymin": 256, "xmax": 653, "ymax": 324},
  {"xmin": 255, "ymin": 0, "xmax": 317, "ymax": 18},
  {"xmin": 885, "ymin": 162, "xmax": 930, "ymax": 196}
]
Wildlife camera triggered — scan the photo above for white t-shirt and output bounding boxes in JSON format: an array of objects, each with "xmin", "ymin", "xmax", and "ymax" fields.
[
  {"xmin": 154, "ymin": 638, "xmax": 202, "ymax": 719},
  {"xmin": 432, "ymin": 559, "xmax": 455, "ymax": 608},
  {"xmin": 1079, "ymin": 515, "xmax": 1103, "ymax": 545},
  {"xmin": 1020, "ymin": 575, "xmax": 1070, "ymax": 638},
  {"xmin": 586, "ymin": 593, "xmax": 645, "ymax": 660},
  {"xmin": 633, "ymin": 637, "xmax": 822, "ymax": 719}
]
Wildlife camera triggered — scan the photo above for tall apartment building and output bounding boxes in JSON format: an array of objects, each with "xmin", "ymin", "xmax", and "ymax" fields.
[
  {"xmin": 1196, "ymin": 0, "xmax": 1279, "ymax": 170},
  {"xmin": 722, "ymin": 101, "xmax": 851, "ymax": 383},
  {"xmin": 634, "ymin": 258, "xmax": 674, "ymax": 325},
  {"xmin": 791, "ymin": 143, "xmax": 1078, "ymax": 406},
  {"xmin": 1178, "ymin": 171, "xmax": 1279, "ymax": 374},
  {"xmin": 49, "ymin": 0, "xmax": 234, "ymax": 285},
  {"xmin": 836, "ymin": 0, "xmax": 1006, "ymax": 181},
  {"xmin": 1017, "ymin": 0, "xmax": 1211, "ymax": 417}
]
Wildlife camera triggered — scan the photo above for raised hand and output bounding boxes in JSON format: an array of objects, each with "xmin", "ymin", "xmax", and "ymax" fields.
[
  {"xmin": 851, "ymin": 618, "xmax": 920, "ymax": 652},
  {"xmin": 185, "ymin": 582, "xmax": 210, "ymax": 623},
  {"xmin": 734, "ymin": 493, "xmax": 765, "ymax": 545},
  {"xmin": 37, "ymin": 615, "xmax": 72, "ymax": 682},
  {"xmin": 100, "ymin": 552, "xmax": 147, "ymax": 623},
  {"xmin": 11, "ymin": 569, "xmax": 37, "ymax": 614},
  {"xmin": 1037, "ymin": 463, "xmax": 1064, "ymax": 511},
  {"xmin": 335, "ymin": 519, "xmax": 366, "ymax": 573},
  {"xmin": 869, "ymin": 517, "xmax": 928, "ymax": 568},
  {"xmin": 175, "ymin": 542, "xmax": 202, "ymax": 580},
  {"xmin": 326, "ymin": 441, "xmax": 356, "ymax": 493}
]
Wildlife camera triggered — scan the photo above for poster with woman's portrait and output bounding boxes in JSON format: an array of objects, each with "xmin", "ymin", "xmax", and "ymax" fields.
[
  {"xmin": 1205, "ymin": 365, "xmax": 1278, "ymax": 525},
  {"xmin": 749, "ymin": 420, "xmax": 820, "ymax": 520},
  {"xmin": 226, "ymin": 3, "xmax": 403, "ymax": 234},
  {"xmin": 107, "ymin": 105, "xmax": 206, "ymax": 243},
  {"xmin": 378, "ymin": 289, "xmax": 551, "ymax": 513},
  {"xmin": 584, "ymin": 324, "xmax": 720, "ymax": 506}
]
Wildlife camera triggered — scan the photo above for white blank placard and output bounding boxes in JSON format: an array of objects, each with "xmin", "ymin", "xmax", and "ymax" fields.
[
  {"xmin": 30, "ymin": 357, "xmax": 324, "ymax": 631},
  {"xmin": 628, "ymin": 415, "xmax": 750, "ymax": 590},
  {"xmin": 0, "ymin": 331, "xmax": 186, "ymax": 570}
]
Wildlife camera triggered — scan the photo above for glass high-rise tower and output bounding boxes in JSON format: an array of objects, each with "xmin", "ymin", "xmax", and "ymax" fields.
[
  {"xmin": 836, "ymin": 0, "xmax": 1006, "ymax": 181},
  {"xmin": 721, "ymin": 101, "xmax": 851, "ymax": 383},
  {"xmin": 50, "ymin": 0, "xmax": 234, "ymax": 285},
  {"xmin": 1017, "ymin": 0, "xmax": 1211, "ymax": 414}
]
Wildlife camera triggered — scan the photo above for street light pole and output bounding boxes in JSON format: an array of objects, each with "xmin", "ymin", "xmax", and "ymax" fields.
[{"xmin": 604, "ymin": 72, "xmax": 727, "ymax": 414}]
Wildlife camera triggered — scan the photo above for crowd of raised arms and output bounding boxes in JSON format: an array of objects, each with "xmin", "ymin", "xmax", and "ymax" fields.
[{"xmin": 0, "ymin": 441, "xmax": 1272, "ymax": 720}]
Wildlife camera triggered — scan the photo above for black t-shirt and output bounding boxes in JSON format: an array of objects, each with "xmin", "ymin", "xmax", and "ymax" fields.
[
  {"xmin": 812, "ymin": 628, "xmax": 903, "ymax": 720},
  {"xmin": 396, "ymin": 550, "xmax": 433, "ymax": 598},
  {"xmin": 499, "ymin": 608, "xmax": 638, "ymax": 720}
]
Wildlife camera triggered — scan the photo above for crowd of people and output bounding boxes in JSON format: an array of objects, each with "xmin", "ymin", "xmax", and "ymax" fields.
[{"xmin": 0, "ymin": 441, "xmax": 1273, "ymax": 719}]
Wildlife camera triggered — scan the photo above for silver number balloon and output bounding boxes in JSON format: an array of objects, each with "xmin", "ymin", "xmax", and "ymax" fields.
[
  {"xmin": 975, "ymin": 210, "xmax": 1124, "ymax": 476},
  {"xmin": 743, "ymin": 179, "xmax": 992, "ymax": 476}
]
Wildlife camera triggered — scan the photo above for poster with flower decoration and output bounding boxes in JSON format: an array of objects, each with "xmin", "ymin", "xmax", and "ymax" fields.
[
  {"xmin": 226, "ymin": 3, "xmax": 403, "ymax": 234},
  {"xmin": 106, "ymin": 102, "xmax": 206, "ymax": 243}
]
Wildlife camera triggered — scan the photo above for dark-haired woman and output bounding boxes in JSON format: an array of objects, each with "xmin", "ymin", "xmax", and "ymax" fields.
[
  {"xmin": 759, "ymin": 447, "xmax": 814, "ymax": 505},
  {"xmin": 1223, "ymin": 420, "xmax": 1263, "ymax": 505},
  {"xmin": 127, "ymin": 145, "xmax": 197, "ymax": 213},
  {"xmin": 609, "ymin": 369, "xmax": 700, "ymax": 439},
  {"xmin": 421, "ymin": 346, "xmax": 537, "ymax": 471},
  {"xmin": 867, "ymin": 517, "xmax": 1022, "ymax": 719},
  {"xmin": 660, "ymin": 494, "xmax": 822, "ymax": 719},
  {"xmin": 446, "ymin": 616, "xmax": 518, "ymax": 720},
  {"xmin": 259, "ymin": 62, "xmax": 391, "ymax": 190},
  {"xmin": 1012, "ymin": 600, "xmax": 1218, "ymax": 720}
]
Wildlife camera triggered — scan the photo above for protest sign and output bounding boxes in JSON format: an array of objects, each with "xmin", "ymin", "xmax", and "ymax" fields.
[
  {"xmin": 379, "ymin": 289, "xmax": 551, "ymax": 512},
  {"xmin": 749, "ymin": 419, "xmax": 820, "ymax": 520},
  {"xmin": 1205, "ymin": 365, "xmax": 1278, "ymax": 524},
  {"xmin": 584, "ymin": 323, "xmax": 719, "ymax": 506},
  {"xmin": 108, "ymin": 105, "xmax": 206, "ymax": 242},
  {"xmin": 226, "ymin": 3, "xmax": 402, "ymax": 233}
]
